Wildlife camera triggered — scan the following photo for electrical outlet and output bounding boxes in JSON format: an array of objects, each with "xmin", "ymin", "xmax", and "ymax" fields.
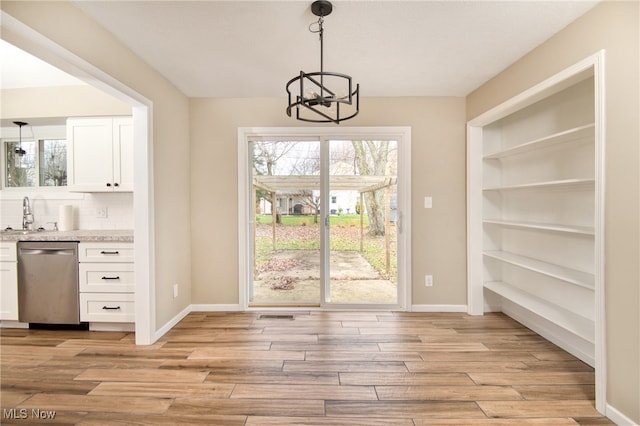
[
  {"xmin": 173, "ymin": 284, "xmax": 179, "ymax": 298},
  {"xmin": 425, "ymin": 275, "xmax": 433, "ymax": 287},
  {"xmin": 96, "ymin": 207, "xmax": 108, "ymax": 218},
  {"xmin": 424, "ymin": 196, "xmax": 433, "ymax": 209}
]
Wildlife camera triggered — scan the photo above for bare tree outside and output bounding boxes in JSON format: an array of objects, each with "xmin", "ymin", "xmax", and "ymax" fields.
[
  {"xmin": 290, "ymin": 146, "xmax": 321, "ymax": 223},
  {"xmin": 252, "ymin": 141, "xmax": 299, "ymax": 223},
  {"xmin": 5, "ymin": 141, "xmax": 36, "ymax": 187},
  {"xmin": 352, "ymin": 140, "xmax": 396, "ymax": 236},
  {"xmin": 39, "ymin": 139, "xmax": 67, "ymax": 186}
]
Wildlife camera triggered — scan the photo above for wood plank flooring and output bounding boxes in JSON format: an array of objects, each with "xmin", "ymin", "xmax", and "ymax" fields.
[{"xmin": 1, "ymin": 311, "xmax": 614, "ymax": 425}]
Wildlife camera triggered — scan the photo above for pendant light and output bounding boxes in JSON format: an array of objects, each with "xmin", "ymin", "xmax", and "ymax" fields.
[
  {"xmin": 286, "ymin": 0, "xmax": 359, "ymax": 124},
  {"xmin": 13, "ymin": 121, "xmax": 28, "ymax": 167}
]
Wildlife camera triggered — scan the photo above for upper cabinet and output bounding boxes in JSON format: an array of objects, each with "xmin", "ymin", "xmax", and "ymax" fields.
[{"xmin": 67, "ymin": 117, "xmax": 133, "ymax": 192}]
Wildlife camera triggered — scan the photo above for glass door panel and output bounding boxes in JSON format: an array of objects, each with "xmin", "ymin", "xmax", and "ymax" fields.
[
  {"xmin": 249, "ymin": 140, "xmax": 321, "ymax": 306},
  {"xmin": 326, "ymin": 140, "xmax": 398, "ymax": 305}
]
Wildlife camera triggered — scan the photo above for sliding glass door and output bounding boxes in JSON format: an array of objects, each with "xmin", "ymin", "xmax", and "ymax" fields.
[
  {"xmin": 250, "ymin": 139, "xmax": 321, "ymax": 306},
  {"xmin": 326, "ymin": 139, "xmax": 398, "ymax": 304},
  {"xmin": 243, "ymin": 129, "xmax": 408, "ymax": 309}
]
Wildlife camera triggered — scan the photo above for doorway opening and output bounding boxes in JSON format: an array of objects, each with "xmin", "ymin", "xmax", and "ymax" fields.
[{"xmin": 1, "ymin": 15, "xmax": 155, "ymax": 343}]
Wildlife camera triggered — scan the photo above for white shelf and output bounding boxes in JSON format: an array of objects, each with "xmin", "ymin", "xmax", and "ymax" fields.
[
  {"xmin": 484, "ymin": 123, "xmax": 595, "ymax": 159},
  {"xmin": 483, "ymin": 178, "xmax": 595, "ymax": 192},
  {"xmin": 484, "ymin": 281, "xmax": 594, "ymax": 344},
  {"xmin": 483, "ymin": 250, "xmax": 594, "ymax": 290},
  {"xmin": 483, "ymin": 219, "xmax": 595, "ymax": 235}
]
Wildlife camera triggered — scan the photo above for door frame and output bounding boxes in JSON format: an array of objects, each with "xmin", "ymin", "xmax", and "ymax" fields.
[{"xmin": 238, "ymin": 127, "xmax": 412, "ymax": 310}]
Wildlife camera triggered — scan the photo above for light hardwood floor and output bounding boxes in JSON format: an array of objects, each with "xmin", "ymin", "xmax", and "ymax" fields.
[{"xmin": 1, "ymin": 311, "xmax": 614, "ymax": 425}]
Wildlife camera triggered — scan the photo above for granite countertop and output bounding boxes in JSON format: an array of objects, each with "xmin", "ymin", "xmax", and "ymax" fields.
[{"xmin": 0, "ymin": 229, "xmax": 133, "ymax": 243}]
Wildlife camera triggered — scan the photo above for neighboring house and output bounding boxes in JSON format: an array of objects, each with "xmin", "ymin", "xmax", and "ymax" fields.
[{"xmin": 258, "ymin": 191, "xmax": 357, "ymax": 216}]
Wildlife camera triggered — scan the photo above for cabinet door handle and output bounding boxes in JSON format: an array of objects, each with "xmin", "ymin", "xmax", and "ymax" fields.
[
  {"xmin": 106, "ymin": 183, "xmax": 112, "ymax": 187},
  {"xmin": 102, "ymin": 306, "xmax": 121, "ymax": 310},
  {"xmin": 114, "ymin": 182, "xmax": 120, "ymax": 187},
  {"xmin": 101, "ymin": 276, "xmax": 121, "ymax": 280},
  {"xmin": 100, "ymin": 251, "xmax": 120, "ymax": 255}
]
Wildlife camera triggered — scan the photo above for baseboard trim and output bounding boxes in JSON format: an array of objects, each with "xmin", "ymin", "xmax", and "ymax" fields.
[
  {"xmin": 189, "ymin": 304, "xmax": 244, "ymax": 312},
  {"xmin": 411, "ymin": 304, "xmax": 467, "ymax": 312},
  {"xmin": 501, "ymin": 300, "xmax": 595, "ymax": 367},
  {"xmin": 153, "ymin": 305, "xmax": 192, "ymax": 341},
  {"xmin": 0, "ymin": 320, "xmax": 29, "ymax": 329},
  {"xmin": 606, "ymin": 403, "xmax": 638, "ymax": 426}
]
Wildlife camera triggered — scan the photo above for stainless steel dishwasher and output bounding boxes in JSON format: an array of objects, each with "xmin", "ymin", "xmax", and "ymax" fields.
[{"xmin": 18, "ymin": 241, "xmax": 80, "ymax": 325}]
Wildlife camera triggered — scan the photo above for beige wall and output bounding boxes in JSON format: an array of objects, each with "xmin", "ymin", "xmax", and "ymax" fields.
[
  {"xmin": 1, "ymin": 86, "xmax": 131, "ymax": 120},
  {"xmin": 467, "ymin": 1, "xmax": 640, "ymax": 422},
  {"xmin": 0, "ymin": 1, "xmax": 193, "ymax": 330},
  {"xmin": 189, "ymin": 97, "xmax": 467, "ymax": 306}
]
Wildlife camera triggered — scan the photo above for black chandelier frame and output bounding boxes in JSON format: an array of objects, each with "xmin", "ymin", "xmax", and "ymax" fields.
[{"xmin": 286, "ymin": 0, "xmax": 360, "ymax": 124}]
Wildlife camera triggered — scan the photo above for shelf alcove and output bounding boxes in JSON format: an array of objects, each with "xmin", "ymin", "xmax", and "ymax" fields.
[{"xmin": 467, "ymin": 52, "xmax": 605, "ymax": 412}]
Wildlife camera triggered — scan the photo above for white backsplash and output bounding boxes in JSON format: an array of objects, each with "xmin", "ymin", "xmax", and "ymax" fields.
[{"xmin": 1, "ymin": 192, "xmax": 133, "ymax": 230}]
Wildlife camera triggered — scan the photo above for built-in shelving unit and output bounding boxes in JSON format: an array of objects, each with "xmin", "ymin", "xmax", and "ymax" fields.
[{"xmin": 467, "ymin": 52, "xmax": 604, "ymax": 389}]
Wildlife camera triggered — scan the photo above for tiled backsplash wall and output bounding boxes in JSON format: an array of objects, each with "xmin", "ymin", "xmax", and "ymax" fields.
[{"xmin": 1, "ymin": 192, "xmax": 133, "ymax": 230}]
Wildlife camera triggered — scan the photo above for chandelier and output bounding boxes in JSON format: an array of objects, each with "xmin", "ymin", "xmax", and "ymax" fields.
[{"xmin": 286, "ymin": 0, "xmax": 359, "ymax": 124}]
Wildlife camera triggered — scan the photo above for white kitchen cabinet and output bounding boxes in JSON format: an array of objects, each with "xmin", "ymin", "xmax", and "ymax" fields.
[
  {"xmin": 79, "ymin": 293, "xmax": 135, "ymax": 323},
  {"xmin": 67, "ymin": 117, "xmax": 133, "ymax": 192},
  {"xmin": 78, "ymin": 242, "xmax": 134, "ymax": 263},
  {"xmin": 78, "ymin": 242, "xmax": 134, "ymax": 324},
  {"xmin": 79, "ymin": 262, "xmax": 135, "ymax": 293},
  {"xmin": 0, "ymin": 242, "xmax": 18, "ymax": 320},
  {"xmin": 467, "ymin": 54, "xmax": 604, "ymax": 368}
]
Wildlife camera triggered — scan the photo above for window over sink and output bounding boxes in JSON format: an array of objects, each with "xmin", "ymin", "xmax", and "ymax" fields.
[{"xmin": 3, "ymin": 139, "xmax": 67, "ymax": 188}]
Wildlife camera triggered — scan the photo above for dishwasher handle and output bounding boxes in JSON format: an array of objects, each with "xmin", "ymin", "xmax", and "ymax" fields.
[{"xmin": 19, "ymin": 248, "xmax": 76, "ymax": 256}]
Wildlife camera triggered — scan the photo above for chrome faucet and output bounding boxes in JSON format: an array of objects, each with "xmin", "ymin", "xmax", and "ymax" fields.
[{"xmin": 22, "ymin": 196, "xmax": 34, "ymax": 230}]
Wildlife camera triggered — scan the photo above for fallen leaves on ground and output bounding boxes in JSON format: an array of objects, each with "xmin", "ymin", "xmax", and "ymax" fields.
[
  {"xmin": 258, "ymin": 257, "xmax": 301, "ymax": 273},
  {"xmin": 270, "ymin": 276, "xmax": 297, "ymax": 290}
]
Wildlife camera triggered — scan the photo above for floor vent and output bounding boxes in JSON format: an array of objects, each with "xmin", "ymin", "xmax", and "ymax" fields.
[{"xmin": 258, "ymin": 314, "xmax": 295, "ymax": 320}]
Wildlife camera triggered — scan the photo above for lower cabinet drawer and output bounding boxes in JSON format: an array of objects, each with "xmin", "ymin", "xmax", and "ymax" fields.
[
  {"xmin": 79, "ymin": 263, "xmax": 134, "ymax": 292},
  {"xmin": 0, "ymin": 243, "xmax": 17, "ymax": 262},
  {"xmin": 80, "ymin": 293, "xmax": 134, "ymax": 323},
  {"xmin": 79, "ymin": 243, "xmax": 134, "ymax": 263}
]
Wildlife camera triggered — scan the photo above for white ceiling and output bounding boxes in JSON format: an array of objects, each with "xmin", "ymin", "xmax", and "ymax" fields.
[
  {"xmin": 71, "ymin": 0, "xmax": 598, "ymax": 98},
  {"xmin": 3, "ymin": 1, "xmax": 599, "ymax": 99},
  {"xmin": 0, "ymin": 39, "xmax": 85, "ymax": 89}
]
